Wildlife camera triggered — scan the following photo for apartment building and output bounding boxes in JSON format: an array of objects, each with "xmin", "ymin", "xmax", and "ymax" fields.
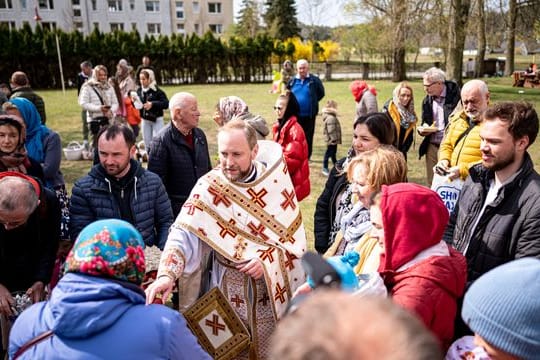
[{"xmin": 0, "ymin": 0, "xmax": 233, "ymax": 37}]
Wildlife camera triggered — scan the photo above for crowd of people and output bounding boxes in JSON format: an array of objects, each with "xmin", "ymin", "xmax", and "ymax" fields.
[{"xmin": 0, "ymin": 58, "xmax": 539, "ymax": 360}]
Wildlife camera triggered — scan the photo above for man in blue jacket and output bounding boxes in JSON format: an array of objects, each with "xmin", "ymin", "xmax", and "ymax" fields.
[
  {"xmin": 70, "ymin": 124, "xmax": 173, "ymax": 250},
  {"xmin": 287, "ymin": 59, "xmax": 325, "ymax": 159}
]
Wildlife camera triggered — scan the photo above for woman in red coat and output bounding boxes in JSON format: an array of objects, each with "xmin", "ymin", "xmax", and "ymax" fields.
[
  {"xmin": 272, "ymin": 92, "xmax": 310, "ymax": 201},
  {"xmin": 370, "ymin": 183, "xmax": 467, "ymax": 351}
]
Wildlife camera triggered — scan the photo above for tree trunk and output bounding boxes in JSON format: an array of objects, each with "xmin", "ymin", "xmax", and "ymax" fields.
[
  {"xmin": 446, "ymin": 0, "xmax": 471, "ymax": 85},
  {"xmin": 504, "ymin": 0, "xmax": 517, "ymax": 76},
  {"xmin": 475, "ymin": 0, "xmax": 486, "ymax": 77},
  {"xmin": 392, "ymin": 0, "xmax": 407, "ymax": 82}
]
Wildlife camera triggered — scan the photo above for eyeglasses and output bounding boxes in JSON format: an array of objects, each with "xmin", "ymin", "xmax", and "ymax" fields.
[
  {"xmin": 423, "ymin": 82, "xmax": 438, "ymax": 88},
  {"xmin": 273, "ymin": 106, "xmax": 282, "ymax": 110}
]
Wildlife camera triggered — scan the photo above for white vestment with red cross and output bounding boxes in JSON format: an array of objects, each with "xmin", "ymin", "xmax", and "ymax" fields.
[{"xmin": 160, "ymin": 140, "xmax": 307, "ymax": 321}]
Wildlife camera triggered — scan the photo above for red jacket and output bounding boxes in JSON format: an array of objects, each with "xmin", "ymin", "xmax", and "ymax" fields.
[
  {"xmin": 378, "ymin": 183, "xmax": 467, "ymax": 350},
  {"xmin": 272, "ymin": 116, "xmax": 310, "ymax": 201}
]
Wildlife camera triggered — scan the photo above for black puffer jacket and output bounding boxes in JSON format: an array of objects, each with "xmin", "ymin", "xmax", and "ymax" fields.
[
  {"xmin": 313, "ymin": 157, "xmax": 348, "ymax": 254},
  {"xmin": 444, "ymin": 153, "xmax": 540, "ymax": 283},
  {"xmin": 148, "ymin": 124, "xmax": 212, "ymax": 217},
  {"xmin": 69, "ymin": 160, "xmax": 173, "ymax": 249},
  {"xmin": 0, "ymin": 181, "xmax": 59, "ymax": 291},
  {"xmin": 418, "ymin": 80, "xmax": 461, "ymax": 159}
]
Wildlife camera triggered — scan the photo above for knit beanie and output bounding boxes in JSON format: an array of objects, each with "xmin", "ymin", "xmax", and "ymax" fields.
[
  {"xmin": 65, "ymin": 219, "xmax": 146, "ymax": 285},
  {"xmin": 462, "ymin": 258, "xmax": 540, "ymax": 359}
]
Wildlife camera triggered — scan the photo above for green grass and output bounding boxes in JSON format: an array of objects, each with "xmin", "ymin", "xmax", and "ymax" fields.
[{"xmin": 42, "ymin": 78, "xmax": 540, "ymax": 250}]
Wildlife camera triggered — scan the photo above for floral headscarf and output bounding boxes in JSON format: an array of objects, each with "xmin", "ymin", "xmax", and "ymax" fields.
[
  {"xmin": 65, "ymin": 219, "xmax": 146, "ymax": 285},
  {"xmin": 8, "ymin": 98, "xmax": 49, "ymax": 163},
  {"xmin": 87, "ymin": 65, "xmax": 111, "ymax": 90},
  {"xmin": 218, "ymin": 96, "xmax": 249, "ymax": 123},
  {"xmin": 139, "ymin": 68, "xmax": 157, "ymax": 92}
]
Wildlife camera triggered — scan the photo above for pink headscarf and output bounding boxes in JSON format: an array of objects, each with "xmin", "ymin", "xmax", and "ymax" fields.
[{"xmin": 218, "ymin": 96, "xmax": 249, "ymax": 123}]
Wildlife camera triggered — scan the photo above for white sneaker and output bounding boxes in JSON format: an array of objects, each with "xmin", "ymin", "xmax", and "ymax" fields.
[{"xmin": 322, "ymin": 168, "xmax": 329, "ymax": 176}]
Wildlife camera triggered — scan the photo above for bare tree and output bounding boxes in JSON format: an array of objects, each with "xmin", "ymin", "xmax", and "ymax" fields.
[
  {"xmin": 475, "ymin": 0, "xmax": 486, "ymax": 77},
  {"xmin": 446, "ymin": 0, "xmax": 471, "ymax": 84},
  {"xmin": 504, "ymin": 0, "xmax": 517, "ymax": 76}
]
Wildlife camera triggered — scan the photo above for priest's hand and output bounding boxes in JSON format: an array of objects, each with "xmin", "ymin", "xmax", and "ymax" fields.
[
  {"xmin": 26, "ymin": 281, "xmax": 44, "ymax": 303},
  {"xmin": 237, "ymin": 259, "xmax": 264, "ymax": 280},
  {"xmin": 293, "ymin": 282, "xmax": 313, "ymax": 298},
  {"xmin": 0, "ymin": 283, "xmax": 14, "ymax": 316},
  {"xmin": 145, "ymin": 276, "xmax": 174, "ymax": 305}
]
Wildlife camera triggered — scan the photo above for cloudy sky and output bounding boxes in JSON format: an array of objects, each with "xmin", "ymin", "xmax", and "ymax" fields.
[{"xmin": 233, "ymin": 0, "xmax": 361, "ymax": 28}]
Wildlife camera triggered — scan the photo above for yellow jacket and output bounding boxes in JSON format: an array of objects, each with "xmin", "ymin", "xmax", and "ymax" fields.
[{"xmin": 439, "ymin": 111, "xmax": 482, "ymax": 179}]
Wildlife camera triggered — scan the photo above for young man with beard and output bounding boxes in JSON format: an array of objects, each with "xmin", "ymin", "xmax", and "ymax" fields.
[
  {"xmin": 444, "ymin": 102, "xmax": 540, "ymax": 284},
  {"xmin": 146, "ymin": 120, "xmax": 306, "ymax": 359},
  {"xmin": 69, "ymin": 124, "xmax": 173, "ymax": 250}
]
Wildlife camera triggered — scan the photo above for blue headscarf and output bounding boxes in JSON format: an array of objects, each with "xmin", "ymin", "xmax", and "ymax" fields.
[{"xmin": 10, "ymin": 97, "xmax": 49, "ymax": 163}]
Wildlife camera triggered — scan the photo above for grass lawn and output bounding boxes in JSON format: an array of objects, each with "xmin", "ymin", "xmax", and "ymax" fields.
[{"xmin": 41, "ymin": 78, "xmax": 540, "ymax": 249}]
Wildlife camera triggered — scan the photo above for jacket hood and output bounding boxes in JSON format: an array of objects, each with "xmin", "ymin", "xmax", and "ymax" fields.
[
  {"xmin": 378, "ymin": 183, "xmax": 449, "ymax": 273},
  {"xmin": 44, "ymin": 273, "xmax": 145, "ymax": 338}
]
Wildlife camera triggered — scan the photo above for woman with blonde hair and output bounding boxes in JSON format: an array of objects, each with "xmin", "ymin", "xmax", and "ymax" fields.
[
  {"xmin": 325, "ymin": 145, "xmax": 408, "ymax": 258},
  {"xmin": 383, "ymin": 82, "xmax": 417, "ymax": 160}
]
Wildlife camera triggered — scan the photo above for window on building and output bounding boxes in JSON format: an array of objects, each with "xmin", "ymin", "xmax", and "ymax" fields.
[
  {"xmin": 72, "ymin": 0, "xmax": 81, "ymax": 17},
  {"xmin": 108, "ymin": 0, "xmax": 122, "ymax": 11},
  {"xmin": 0, "ymin": 21, "xmax": 15, "ymax": 30},
  {"xmin": 145, "ymin": 1, "xmax": 159, "ymax": 12},
  {"xmin": 93, "ymin": 22, "xmax": 99, "ymax": 30},
  {"xmin": 110, "ymin": 23, "xmax": 124, "ymax": 31},
  {"xmin": 38, "ymin": 0, "xmax": 53, "ymax": 9},
  {"xmin": 19, "ymin": 0, "xmax": 26, "ymax": 9},
  {"xmin": 176, "ymin": 23, "xmax": 185, "ymax": 34},
  {"xmin": 209, "ymin": 24, "xmax": 222, "ymax": 34},
  {"xmin": 192, "ymin": 1, "xmax": 199, "ymax": 13},
  {"xmin": 129, "ymin": 0, "xmax": 134, "ymax": 10},
  {"xmin": 74, "ymin": 21, "xmax": 83, "ymax": 32},
  {"xmin": 131, "ymin": 22, "xmax": 137, "ymax": 30},
  {"xmin": 175, "ymin": 1, "xmax": 184, "ymax": 18},
  {"xmin": 194, "ymin": 23, "xmax": 199, "ymax": 34},
  {"xmin": 40, "ymin": 21, "xmax": 56, "ymax": 30},
  {"xmin": 73, "ymin": 8, "xmax": 81, "ymax": 16},
  {"xmin": 147, "ymin": 23, "xmax": 161, "ymax": 35},
  {"xmin": 0, "ymin": 0, "xmax": 13, "ymax": 9},
  {"xmin": 91, "ymin": 0, "xmax": 96, "ymax": 10},
  {"xmin": 208, "ymin": 2, "xmax": 221, "ymax": 13}
]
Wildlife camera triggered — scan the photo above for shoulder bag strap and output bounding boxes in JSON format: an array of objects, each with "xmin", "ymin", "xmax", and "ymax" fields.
[
  {"xmin": 13, "ymin": 330, "xmax": 54, "ymax": 360},
  {"xmin": 90, "ymin": 86, "xmax": 105, "ymax": 105},
  {"xmin": 454, "ymin": 122, "xmax": 476, "ymax": 148}
]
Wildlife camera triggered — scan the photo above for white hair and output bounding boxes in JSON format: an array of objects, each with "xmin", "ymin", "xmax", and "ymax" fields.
[
  {"xmin": 423, "ymin": 67, "xmax": 446, "ymax": 83},
  {"xmin": 169, "ymin": 92, "xmax": 196, "ymax": 115}
]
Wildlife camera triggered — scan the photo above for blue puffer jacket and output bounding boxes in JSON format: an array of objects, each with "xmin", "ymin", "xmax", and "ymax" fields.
[
  {"xmin": 9, "ymin": 273, "xmax": 210, "ymax": 360},
  {"xmin": 69, "ymin": 160, "xmax": 173, "ymax": 249}
]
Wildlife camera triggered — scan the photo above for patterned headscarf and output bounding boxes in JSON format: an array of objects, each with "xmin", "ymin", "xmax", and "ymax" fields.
[
  {"xmin": 0, "ymin": 115, "xmax": 28, "ymax": 172},
  {"xmin": 218, "ymin": 96, "xmax": 249, "ymax": 123},
  {"xmin": 391, "ymin": 82, "xmax": 416, "ymax": 129},
  {"xmin": 65, "ymin": 219, "xmax": 146, "ymax": 285},
  {"xmin": 8, "ymin": 98, "xmax": 49, "ymax": 163}
]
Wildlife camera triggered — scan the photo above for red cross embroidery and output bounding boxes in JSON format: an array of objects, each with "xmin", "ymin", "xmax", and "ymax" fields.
[
  {"xmin": 279, "ymin": 235, "xmax": 296, "ymax": 244},
  {"xmin": 230, "ymin": 294, "xmax": 244, "ymax": 308},
  {"xmin": 247, "ymin": 188, "xmax": 268, "ymax": 208},
  {"xmin": 208, "ymin": 186, "xmax": 232, "ymax": 207},
  {"xmin": 284, "ymin": 251, "xmax": 298, "ymax": 270},
  {"xmin": 197, "ymin": 228, "xmax": 207, "ymax": 237},
  {"xmin": 257, "ymin": 247, "xmax": 276, "ymax": 263},
  {"xmin": 182, "ymin": 194, "xmax": 202, "ymax": 215},
  {"xmin": 248, "ymin": 222, "xmax": 269, "ymax": 241},
  {"xmin": 205, "ymin": 314, "xmax": 226, "ymax": 336},
  {"xmin": 258, "ymin": 293, "xmax": 270, "ymax": 306},
  {"xmin": 217, "ymin": 219, "xmax": 237, "ymax": 239},
  {"xmin": 280, "ymin": 189, "xmax": 296, "ymax": 211},
  {"xmin": 274, "ymin": 283, "xmax": 287, "ymax": 304}
]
